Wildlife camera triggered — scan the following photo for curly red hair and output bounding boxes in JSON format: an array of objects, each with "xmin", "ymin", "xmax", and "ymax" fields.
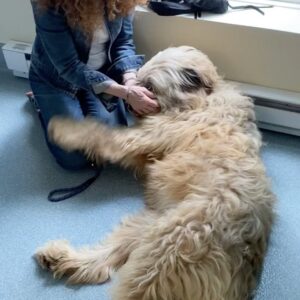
[{"xmin": 36, "ymin": 0, "xmax": 147, "ymax": 36}]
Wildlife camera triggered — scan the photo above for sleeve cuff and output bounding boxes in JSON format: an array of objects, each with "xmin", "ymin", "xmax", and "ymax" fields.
[
  {"xmin": 92, "ymin": 79, "xmax": 115, "ymax": 94},
  {"xmin": 123, "ymin": 69, "xmax": 137, "ymax": 74}
]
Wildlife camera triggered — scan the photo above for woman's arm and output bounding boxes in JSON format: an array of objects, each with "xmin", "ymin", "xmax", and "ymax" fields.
[
  {"xmin": 31, "ymin": 1, "xmax": 114, "ymax": 93},
  {"xmin": 108, "ymin": 13, "xmax": 144, "ymax": 75}
]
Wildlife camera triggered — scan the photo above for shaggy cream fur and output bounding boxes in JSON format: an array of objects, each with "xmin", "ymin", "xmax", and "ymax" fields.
[{"xmin": 35, "ymin": 46, "xmax": 275, "ymax": 300}]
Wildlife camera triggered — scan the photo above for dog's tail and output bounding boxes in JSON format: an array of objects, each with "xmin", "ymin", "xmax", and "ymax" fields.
[{"xmin": 111, "ymin": 199, "xmax": 257, "ymax": 300}]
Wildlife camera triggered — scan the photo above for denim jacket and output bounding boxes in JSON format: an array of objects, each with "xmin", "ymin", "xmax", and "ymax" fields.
[{"xmin": 29, "ymin": 1, "xmax": 144, "ymax": 96}]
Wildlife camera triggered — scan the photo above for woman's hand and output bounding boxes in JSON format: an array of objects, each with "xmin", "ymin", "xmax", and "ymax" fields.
[
  {"xmin": 105, "ymin": 80, "xmax": 160, "ymax": 116},
  {"xmin": 125, "ymin": 86, "xmax": 160, "ymax": 116},
  {"xmin": 122, "ymin": 72, "xmax": 160, "ymax": 115}
]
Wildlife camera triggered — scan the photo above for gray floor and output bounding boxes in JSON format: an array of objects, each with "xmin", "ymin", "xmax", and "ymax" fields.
[{"xmin": 0, "ymin": 51, "xmax": 300, "ymax": 300}]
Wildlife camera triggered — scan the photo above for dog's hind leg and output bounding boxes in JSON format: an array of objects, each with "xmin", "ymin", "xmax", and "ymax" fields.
[
  {"xmin": 111, "ymin": 204, "xmax": 233, "ymax": 300},
  {"xmin": 35, "ymin": 211, "xmax": 157, "ymax": 285}
]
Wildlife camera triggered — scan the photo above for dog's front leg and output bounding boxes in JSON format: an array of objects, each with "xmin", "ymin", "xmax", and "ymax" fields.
[
  {"xmin": 48, "ymin": 117, "xmax": 146, "ymax": 168},
  {"xmin": 48, "ymin": 116, "xmax": 172, "ymax": 169}
]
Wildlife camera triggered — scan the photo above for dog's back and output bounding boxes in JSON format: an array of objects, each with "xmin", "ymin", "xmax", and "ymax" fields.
[{"xmin": 120, "ymin": 82, "xmax": 274, "ymax": 299}]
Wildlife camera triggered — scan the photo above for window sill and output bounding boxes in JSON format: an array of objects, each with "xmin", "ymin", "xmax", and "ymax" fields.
[
  {"xmin": 137, "ymin": 1, "xmax": 300, "ymax": 35},
  {"xmin": 134, "ymin": 3, "xmax": 300, "ymax": 93}
]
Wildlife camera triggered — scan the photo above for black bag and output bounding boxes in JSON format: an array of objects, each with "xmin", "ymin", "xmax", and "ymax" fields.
[
  {"xmin": 148, "ymin": 0, "xmax": 272, "ymax": 18},
  {"xmin": 186, "ymin": 0, "xmax": 229, "ymax": 14},
  {"xmin": 148, "ymin": 1, "xmax": 196, "ymax": 17}
]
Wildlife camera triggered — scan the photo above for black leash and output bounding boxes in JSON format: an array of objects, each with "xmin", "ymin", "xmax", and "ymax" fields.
[
  {"xmin": 48, "ymin": 168, "xmax": 102, "ymax": 202},
  {"xmin": 25, "ymin": 92, "xmax": 103, "ymax": 202}
]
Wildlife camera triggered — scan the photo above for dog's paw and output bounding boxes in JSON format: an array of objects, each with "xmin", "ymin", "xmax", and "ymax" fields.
[
  {"xmin": 48, "ymin": 117, "xmax": 77, "ymax": 150},
  {"xmin": 35, "ymin": 240, "xmax": 111, "ymax": 284},
  {"xmin": 48, "ymin": 117, "xmax": 98, "ymax": 152},
  {"xmin": 35, "ymin": 240, "xmax": 72, "ymax": 278}
]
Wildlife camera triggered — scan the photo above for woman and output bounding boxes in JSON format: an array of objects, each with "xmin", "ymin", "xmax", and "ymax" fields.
[{"xmin": 29, "ymin": 0, "xmax": 159, "ymax": 170}]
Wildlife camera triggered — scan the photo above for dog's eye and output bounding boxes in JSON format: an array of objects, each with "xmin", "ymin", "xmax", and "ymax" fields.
[
  {"xmin": 146, "ymin": 85, "xmax": 154, "ymax": 92},
  {"xmin": 145, "ymin": 82, "xmax": 155, "ymax": 93}
]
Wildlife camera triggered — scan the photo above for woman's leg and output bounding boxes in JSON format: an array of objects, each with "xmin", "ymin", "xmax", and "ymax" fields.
[
  {"xmin": 30, "ymin": 78, "xmax": 89, "ymax": 170},
  {"xmin": 77, "ymin": 89, "xmax": 135, "ymax": 127}
]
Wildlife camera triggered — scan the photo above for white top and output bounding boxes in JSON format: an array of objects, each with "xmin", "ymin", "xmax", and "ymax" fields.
[{"xmin": 87, "ymin": 26, "xmax": 110, "ymax": 70}]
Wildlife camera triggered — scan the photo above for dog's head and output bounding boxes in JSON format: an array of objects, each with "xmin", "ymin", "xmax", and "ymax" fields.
[{"xmin": 137, "ymin": 46, "xmax": 220, "ymax": 112}]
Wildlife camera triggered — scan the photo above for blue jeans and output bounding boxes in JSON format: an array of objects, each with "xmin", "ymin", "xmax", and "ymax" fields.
[{"xmin": 29, "ymin": 68, "xmax": 133, "ymax": 170}]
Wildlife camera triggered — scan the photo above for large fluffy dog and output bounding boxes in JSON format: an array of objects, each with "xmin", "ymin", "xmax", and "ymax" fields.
[{"xmin": 35, "ymin": 46, "xmax": 275, "ymax": 300}]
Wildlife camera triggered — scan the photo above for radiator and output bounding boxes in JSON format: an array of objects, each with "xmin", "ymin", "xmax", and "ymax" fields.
[
  {"xmin": 2, "ymin": 40, "xmax": 31, "ymax": 78},
  {"xmin": 230, "ymin": 81, "xmax": 300, "ymax": 136}
]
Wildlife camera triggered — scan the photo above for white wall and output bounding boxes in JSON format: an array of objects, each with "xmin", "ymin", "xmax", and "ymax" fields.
[
  {"xmin": 0, "ymin": 2, "xmax": 299, "ymax": 93},
  {"xmin": 134, "ymin": 10, "xmax": 300, "ymax": 93},
  {"xmin": 0, "ymin": 0, "xmax": 35, "ymax": 43}
]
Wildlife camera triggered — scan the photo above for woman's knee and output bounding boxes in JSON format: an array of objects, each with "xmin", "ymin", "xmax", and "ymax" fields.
[
  {"xmin": 55, "ymin": 155, "xmax": 89, "ymax": 171},
  {"xmin": 48, "ymin": 143, "xmax": 89, "ymax": 171}
]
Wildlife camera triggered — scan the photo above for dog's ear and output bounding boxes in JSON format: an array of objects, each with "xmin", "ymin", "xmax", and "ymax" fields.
[{"xmin": 180, "ymin": 68, "xmax": 214, "ymax": 94}]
